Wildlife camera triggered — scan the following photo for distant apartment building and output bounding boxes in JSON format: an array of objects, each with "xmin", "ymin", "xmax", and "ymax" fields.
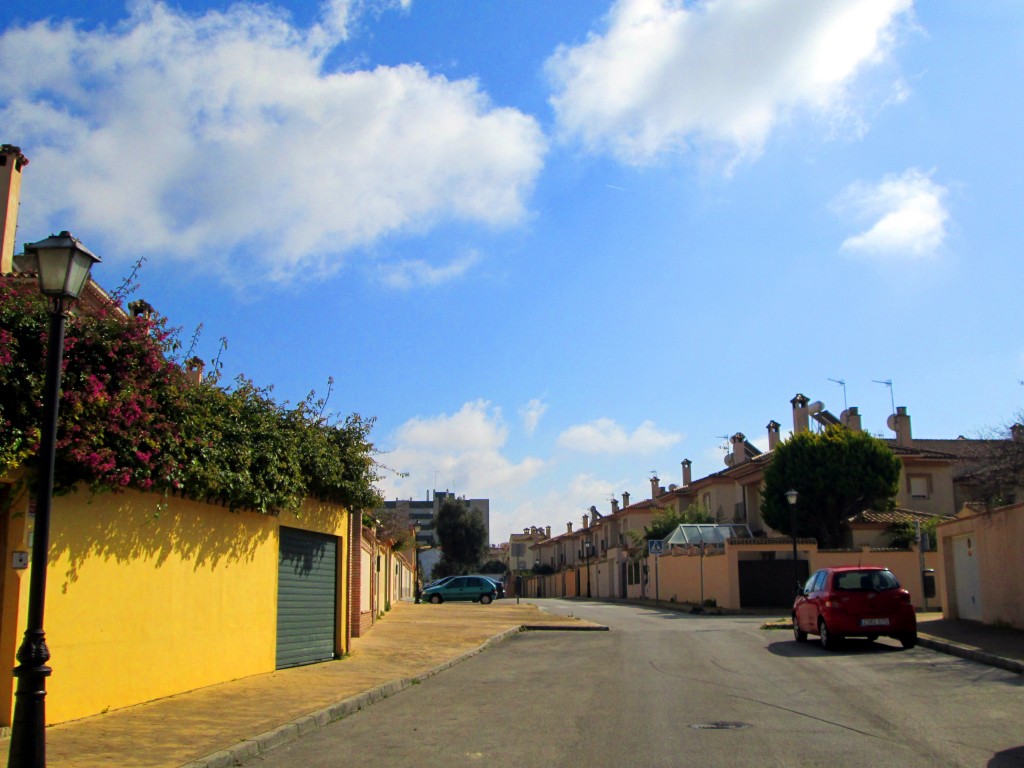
[{"xmin": 382, "ymin": 490, "xmax": 491, "ymax": 547}]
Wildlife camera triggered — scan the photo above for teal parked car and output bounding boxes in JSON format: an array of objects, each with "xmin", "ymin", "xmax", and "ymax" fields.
[{"xmin": 422, "ymin": 575, "xmax": 498, "ymax": 604}]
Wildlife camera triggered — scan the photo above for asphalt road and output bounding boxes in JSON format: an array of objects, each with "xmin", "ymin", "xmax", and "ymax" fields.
[{"xmin": 244, "ymin": 600, "xmax": 1024, "ymax": 768}]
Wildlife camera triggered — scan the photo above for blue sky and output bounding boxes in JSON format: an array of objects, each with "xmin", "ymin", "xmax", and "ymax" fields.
[{"xmin": 3, "ymin": 0, "xmax": 1023, "ymax": 543}]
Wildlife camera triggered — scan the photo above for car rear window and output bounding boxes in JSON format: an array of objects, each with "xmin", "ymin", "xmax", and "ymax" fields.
[{"xmin": 833, "ymin": 570, "xmax": 900, "ymax": 591}]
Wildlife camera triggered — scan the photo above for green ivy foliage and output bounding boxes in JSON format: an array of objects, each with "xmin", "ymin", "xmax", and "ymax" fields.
[{"xmin": 0, "ymin": 276, "xmax": 382, "ymax": 514}]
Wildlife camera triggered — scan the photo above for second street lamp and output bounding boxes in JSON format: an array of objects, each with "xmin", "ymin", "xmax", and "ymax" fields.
[
  {"xmin": 9, "ymin": 232, "xmax": 99, "ymax": 768},
  {"xmin": 785, "ymin": 489, "xmax": 800, "ymax": 598}
]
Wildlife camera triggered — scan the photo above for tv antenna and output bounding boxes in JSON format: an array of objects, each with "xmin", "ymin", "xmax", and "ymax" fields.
[
  {"xmin": 872, "ymin": 379, "xmax": 895, "ymax": 415},
  {"xmin": 828, "ymin": 378, "xmax": 847, "ymax": 410},
  {"xmin": 715, "ymin": 435, "xmax": 729, "ymax": 452}
]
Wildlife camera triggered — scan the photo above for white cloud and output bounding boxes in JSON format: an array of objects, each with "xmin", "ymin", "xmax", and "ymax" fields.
[
  {"xmin": 382, "ymin": 400, "xmax": 545, "ymax": 501},
  {"xmin": 519, "ymin": 398, "xmax": 548, "ymax": 436},
  {"xmin": 836, "ymin": 168, "xmax": 949, "ymax": 258},
  {"xmin": 503, "ymin": 473, "xmax": 617, "ymax": 538},
  {"xmin": 0, "ymin": 1, "xmax": 545, "ymax": 285},
  {"xmin": 377, "ymin": 251, "xmax": 480, "ymax": 289},
  {"xmin": 546, "ymin": 0, "xmax": 913, "ymax": 167},
  {"xmin": 557, "ymin": 418, "xmax": 681, "ymax": 454}
]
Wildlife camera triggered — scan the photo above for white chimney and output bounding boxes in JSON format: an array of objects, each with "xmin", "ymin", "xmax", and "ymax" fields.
[
  {"xmin": 567, "ymin": 522, "xmax": 573, "ymax": 534},
  {"xmin": 730, "ymin": 433, "xmax": 747, "ymax": 465},
  {"xmin": 791, "ymin": 393, "xmax": 810, "ymax": 433},
  {"xmin": 841, "ymin": 407, "xmax": 862, "ymax": 432},
  {"xmin": 582, "ymin": 513, "xmax": 590, "ymax": 529},
  {"xmin": 887, "ymin": 406, "xmax": 913, "ymax": 447}
]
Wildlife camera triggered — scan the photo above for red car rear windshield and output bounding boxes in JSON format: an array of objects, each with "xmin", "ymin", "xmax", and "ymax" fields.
[{"xmin": 833, "ymin": 570, "xmax": 900, "ymax": 591}]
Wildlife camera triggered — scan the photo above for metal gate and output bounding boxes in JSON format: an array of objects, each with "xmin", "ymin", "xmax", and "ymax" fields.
[
  {"xmin": 952, "ymin": 534, "xmax": 982, "ymax": 621},
  {"xmin": 738, "ymin": 560, "xmax": 809, "ymax": 608},
  {"xmin": 276, "ymin": 527, "xmax": 337, "ymax": 669}
]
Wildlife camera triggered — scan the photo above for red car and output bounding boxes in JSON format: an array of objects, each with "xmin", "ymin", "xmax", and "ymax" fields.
[{"xmin": 793, "ymin": 566, "xmax": 917, "ymax": 650}]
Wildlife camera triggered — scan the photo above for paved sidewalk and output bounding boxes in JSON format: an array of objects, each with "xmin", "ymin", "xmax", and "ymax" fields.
[
  {"xmin": 916, "ymin": 612, "xmax": 1024, "ymax": 673},
  {"xmin": 0, "ymin": 601, "xmax": 595, "ymax": 768}
]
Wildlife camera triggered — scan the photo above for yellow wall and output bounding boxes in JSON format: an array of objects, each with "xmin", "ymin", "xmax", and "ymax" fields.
[
  {"xmin": 937, "ymin": 503, "xmax": 1024, "ymax": 628},
  {"xmin": 658, "ymin": 550, "xmax": 732, "ymax": 607},
  {"xmin": 0, "ymin": 482, "xmax": 349, "ymax": 725}
]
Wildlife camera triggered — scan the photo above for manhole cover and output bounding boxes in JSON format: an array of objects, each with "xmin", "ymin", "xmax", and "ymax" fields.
[{"xmin": 690, "ymin": 722, "xmax": 752, "ymax": 730}]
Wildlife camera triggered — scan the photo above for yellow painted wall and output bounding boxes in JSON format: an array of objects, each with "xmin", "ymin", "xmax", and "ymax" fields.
[
  {"xmin": 0, "ymin": 482, "xmax": 349, "ymax": 726},
  {"xmin": 937, "ymin": 503, "xmax": 1024, "ymax": 628},
  {"xmin": 658, "ymin": 550, "xmax": 732, "ymax": 607}
]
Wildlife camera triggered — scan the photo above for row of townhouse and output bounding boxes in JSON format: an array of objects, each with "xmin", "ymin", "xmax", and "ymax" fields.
[
  {"xmin": 0, "ymin": 143, "xmax": 416, "ymax": 727},
  {"xmin": 520, "ymin": 393, "xmax": 1023, "ymax": 618}
]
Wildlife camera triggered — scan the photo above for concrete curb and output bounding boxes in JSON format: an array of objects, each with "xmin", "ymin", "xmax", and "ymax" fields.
[
  {"xmin": 182, "ymin": 624, "xmax": 584, "ymax": 767},
  {"xmin": 522, "ymin": 624, "xmax": 609, "ymax": 631},
  {"xmin": 917, "ymin": 635, "xmax": 1023, "ymax": 675}
]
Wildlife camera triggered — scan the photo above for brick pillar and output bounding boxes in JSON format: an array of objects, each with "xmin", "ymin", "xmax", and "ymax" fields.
[{"xmin": 349, "ymin": 511, "xmax": 362, "ymax": 639}]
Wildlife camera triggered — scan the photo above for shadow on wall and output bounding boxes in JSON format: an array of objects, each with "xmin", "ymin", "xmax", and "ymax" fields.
[{"xmin": 35, "ymin": 488, "xmax": 349, "ymax": 591}]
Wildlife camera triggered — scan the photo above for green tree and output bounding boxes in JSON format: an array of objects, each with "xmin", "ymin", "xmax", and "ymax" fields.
[
  {"xmin": 479, "ymin": 559, "xmax": 508, "ymax": 575},
  {"xmin": 761, "ymin": 425, "xmax": 901, "ymax": 548},
  {"xmin": 887, "ymin": 520, "xmax": 917, "ymax": 549},
  {"xmin": 434, "ymin": 497, "xmax": 487, "ymax": 574}
]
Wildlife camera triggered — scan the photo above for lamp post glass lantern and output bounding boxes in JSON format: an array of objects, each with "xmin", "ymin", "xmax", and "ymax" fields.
[
  {"xmin": 8, "ymin": 232, "xmax": 99, "ymax": 768},
  {"xmin": 785, "ymin": 489, "xmax": 800, "ymax": 598}
]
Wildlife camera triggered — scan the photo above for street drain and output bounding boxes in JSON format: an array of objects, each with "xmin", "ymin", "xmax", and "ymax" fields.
[{"xmin": 690, "ymin": 722, "xmax": 752, "ymax": 730}]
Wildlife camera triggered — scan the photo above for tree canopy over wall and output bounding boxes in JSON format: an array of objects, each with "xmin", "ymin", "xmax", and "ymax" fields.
[
  {"xmin": 761, "ymin": 425, "xmax": 901, "ymax": 548},
  {"xmin": 0, "ymin": 277, "xmax": 382, "ymax": 514}
]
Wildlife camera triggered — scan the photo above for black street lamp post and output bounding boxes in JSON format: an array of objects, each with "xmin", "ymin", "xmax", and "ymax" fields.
[
  {"xmin": 786, "ymin": 489, "xmax": 800, "ymax": 598},
  {"xmin": 584, "ymin": 538, "xmax": 592, "ymax": 598},
  {"xmin": 9, "ymin": 232, "xmax": 99, "ymax": 768}
]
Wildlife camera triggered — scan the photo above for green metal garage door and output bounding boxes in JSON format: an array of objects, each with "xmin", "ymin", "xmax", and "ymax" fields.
[{"xmin": 276, "ymin": 527, "xmax": 337, "ymax": 669}]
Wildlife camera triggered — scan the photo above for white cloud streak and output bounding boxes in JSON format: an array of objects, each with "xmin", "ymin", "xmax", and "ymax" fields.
[
  {"xmin": 546, "ymin": 0, "xmax": 913, "ymax": 167},
  {"xmin": 0, "ymin": 1, "xmax": 545, "ymax": 285},
  {"xmin": 382, "ymin": 400, "xmax": 545, "ymax": 501},
  {"xmin": 519, "ymin": 398, "xmax": 548, "ymax": 436},
  {"xmin": 377, "ymin": 251, "xmax": 481, "ymax": 289},
  {"xmin": 836, "ymin": 168, "xmax": 949, "ymax": 258},
  {"xmin": 557, "ymin": 418, "xmax": 681, "ymax": 455}
]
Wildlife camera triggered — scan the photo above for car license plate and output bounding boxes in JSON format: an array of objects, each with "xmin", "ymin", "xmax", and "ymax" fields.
[{"xmin": 860, "ymin": 618, "xmax": 890, "ymax": 627}]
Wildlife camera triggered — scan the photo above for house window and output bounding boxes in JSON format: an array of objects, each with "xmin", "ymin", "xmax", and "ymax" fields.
[{"xmin": 908, "ymin": 474, "xmax": 931, "ymax": 500}]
